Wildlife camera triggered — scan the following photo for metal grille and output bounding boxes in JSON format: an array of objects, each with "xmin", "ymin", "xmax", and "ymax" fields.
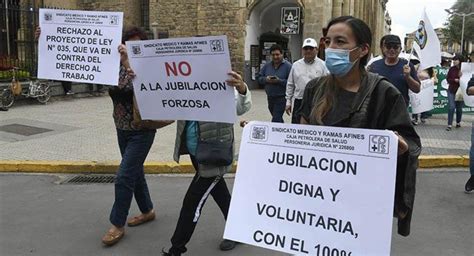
[
  {"xmin": 63, "ymin": 175, "xmax": 116, "ymax": 184},
  {"xmin": 0, "ymin": 123, "xmax": 52, "ymax": 136},
  {"xmin": 1, "ymin": 0, "xmax": 39, "ymax": 80}
]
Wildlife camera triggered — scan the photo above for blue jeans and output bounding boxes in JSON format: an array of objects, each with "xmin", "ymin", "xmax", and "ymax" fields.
[
  {"xmin": 110, "ymin": 129, "xmax": 156, "ymax": 227},
  {"xmin": 447, "ymin": 91, "xmax": 463, "ymax": 125},
  {"xmin": 267, "ymin": 95, "xmax": 286, "ymax": 123},
  {"xmin": 470, "ymin": 124, "xmax": 474, "ymax": 175}
]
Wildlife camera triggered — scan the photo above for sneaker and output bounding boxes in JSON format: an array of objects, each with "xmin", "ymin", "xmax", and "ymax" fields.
[
  {"xmin": 66, "ymin": 90, "xmax": 75, "ymax": 95},
  {"xmin": 446, "ymin": 126, "xmax": 452, "ymax": 131},
  {"xmin": 455, "ymin": 123, "xmax": 461, "ymax": 128},
  {"xmin": 161, "ymin": 248, "xmax": 181, "ymax": 256},
  {"xmin": 420, "ymin": 118, "xmax": 426, "ymax": 124},
  {"xmin": 411, "ymin": 120, "xmax": 418, "ymax": 126},
  {"xmin": 465, "ymin": 176, "xmax": 474, "ymax": 193},
  {"xmin": 219, "ymin": 239, "xmax": 239, "ymax": 251}
]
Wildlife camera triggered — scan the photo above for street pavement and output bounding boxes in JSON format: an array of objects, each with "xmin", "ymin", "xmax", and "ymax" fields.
[
  {"xmin": 0, "ymin": 90, "xmax": 472, "ymax": 162},
  {"xmin": 0, "ymin": 91, "xmax": 473, "ymax": 256},
  {"xmin": 0, "ymin": 169, "xmax": 473, "ymax": 256}
]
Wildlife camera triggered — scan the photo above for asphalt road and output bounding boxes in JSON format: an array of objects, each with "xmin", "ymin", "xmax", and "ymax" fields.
[{"xmin": 0, "ymin": 169, "xmax": 472, "ymax": 256}]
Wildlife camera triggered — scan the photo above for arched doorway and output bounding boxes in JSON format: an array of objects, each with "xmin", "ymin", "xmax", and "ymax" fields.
[{"xmin": 244, "ymin": 0, "xmax": 304, "ymax": 88}]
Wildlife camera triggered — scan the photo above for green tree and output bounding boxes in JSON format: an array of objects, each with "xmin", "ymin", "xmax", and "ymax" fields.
[{"xmin": 443, "ymin": 0, "xmax": 474, "ymax": 52}]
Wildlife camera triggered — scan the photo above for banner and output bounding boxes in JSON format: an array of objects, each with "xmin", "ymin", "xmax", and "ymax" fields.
[
  {"xmin": 433, "ymin": 66, "xmax": 474, "ymax": 113},
  {"xmin": 460, "ymin": 63, "xmax": 474, "ymax": 107},
  {"xmin": 412, "ymin": 9, "xmax": 441, "ymax": 70},
  {"xmin": 409, "ymin": 79, "xmax": 434, "ymax": 114},
  {"xmin": 225, "ymin": 121, "xmax": 398, "ymax": 255},
  {"xmin": 126, "ymin": 36, "xmax": 236, "ymax": 123},
  {"xmin": 38, "ymin": 9, "xmax": 123, "ymax": 85}
]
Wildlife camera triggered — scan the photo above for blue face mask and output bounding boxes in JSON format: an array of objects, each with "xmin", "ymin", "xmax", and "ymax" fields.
[{"xmin": 325, "ymin": 47, "xmax": 359, "ymax": 76}]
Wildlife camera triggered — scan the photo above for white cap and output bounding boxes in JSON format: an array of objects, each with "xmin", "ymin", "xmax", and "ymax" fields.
[{"xmin": 302, "ymin": 38, "xmax": 317, "ymax": 48}]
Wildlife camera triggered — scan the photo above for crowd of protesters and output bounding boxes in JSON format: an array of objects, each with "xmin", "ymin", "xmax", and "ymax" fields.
[{"xmin": 30, "ymin": 14, "xmax": 473, "ymax": 255}]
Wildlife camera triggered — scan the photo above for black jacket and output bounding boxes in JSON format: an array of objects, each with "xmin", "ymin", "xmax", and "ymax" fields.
[{"xmin": 298, "ymin": 72, "xmax": 422, "ymax": 236}]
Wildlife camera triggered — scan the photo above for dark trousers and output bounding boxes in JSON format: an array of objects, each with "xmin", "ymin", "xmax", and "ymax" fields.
[
  {"xmin": 267, "ymin": 95, "xmax": 286, "ymax": 123},
  {"xmin": 61, "ymin": 81, "xmax": 72, "ymax": 94},
  {"xmin": 109, "ymin": 129, "xmax": 156, "ymax": 227},
  {"xmin": 291, "ymin": 98, "xmax": 302, "ymax": 124},
  {"xmin": 447, "ymin": 91, "xmax": 463, "ymax": 125},
  {"xmin": 169, "ymin": 155, "xmax": 231, "ymax": 254},
  {"xmin": 88, "ymin": 84, "xmax": 105, "ymax": 92}
]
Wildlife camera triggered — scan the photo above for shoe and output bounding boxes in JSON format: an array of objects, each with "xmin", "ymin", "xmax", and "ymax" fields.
[
  {"xmin": 411, "ymin": 120, "xmax": 418, "ymax": 126},
  {"xmin": 465, "ymin": 176, "xmax": 474, "ymax": 193},
  {"xmin": 66, "ymin": 90, "xmax": 75, "ymax": 95},
  {"xmin": 101, "ymin": 226, "xmax": 124, "ymax": 246},
  {"xmin": 219, "ymin": 239, "xmax": 239, "ymax": 251},
  {"xmin": 161, "ymin": 248, "xmax": 181, "ymax": 256},
  {"xmin": 127, "ymin": 209, "xmax": 155, "ymax": 227},
  {"xmin": 420, "ymin": 118, "xmax": 426, "ymax": 124},
  {"xmin": 446, "ymin": 126, "xmax": 452, "ymax": 131},
  {"xmin": 456, "ymin": 123, "xmax": 461, "ymax": 128}
]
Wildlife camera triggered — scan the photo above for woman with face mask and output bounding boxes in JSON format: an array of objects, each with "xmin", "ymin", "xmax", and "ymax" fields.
[{"xmin": 296, "ymin": 16, "xmax": 421, "ymax": 237}]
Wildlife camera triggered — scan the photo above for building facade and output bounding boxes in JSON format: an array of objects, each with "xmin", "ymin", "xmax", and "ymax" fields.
[{"xmin": 2, "ymin": 0, "xmax": 390, "ymax": 85}]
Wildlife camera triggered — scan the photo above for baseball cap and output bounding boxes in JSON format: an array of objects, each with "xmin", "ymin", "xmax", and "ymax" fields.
[
  {"xmin": 302, "ymin": 38, "xmax": 317, "ymax": 48},
  {"xmin": 383, "ymin": 34, "xmax": 401, "ymax": 45}
]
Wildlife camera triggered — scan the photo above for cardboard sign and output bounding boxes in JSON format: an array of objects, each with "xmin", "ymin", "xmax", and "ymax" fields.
[
  {"xmin": 38, "ymin": 9, "xmax": 123, "ymax": 85},
  {"xmin": 126, "ymin": 36, "xmax": 236, "ymax": 123},
  {"xmin": 225, "ymin": 121, "xmax": 398, "ymax": 256}
]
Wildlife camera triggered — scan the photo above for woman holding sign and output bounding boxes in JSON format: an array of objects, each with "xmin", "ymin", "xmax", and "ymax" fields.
[
  {"xmin": 101, "ymin": 27, "xmax": 172, "ymax": 246},
  {"xmin": 162, "ymin": 72, "xmax": 251, "ymax": 256},
  {"xmin": 297, "ymin": 16, "xmax": 421, "ymax": 236}
]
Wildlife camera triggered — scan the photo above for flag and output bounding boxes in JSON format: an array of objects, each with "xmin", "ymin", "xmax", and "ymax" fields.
[{"xmin": 412, "ymin": 9, "xmax": 441, "ymax": 70}]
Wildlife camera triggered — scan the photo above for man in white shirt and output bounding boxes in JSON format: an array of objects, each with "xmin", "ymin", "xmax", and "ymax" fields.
[{"xmin": 285, "ymin": 38, "xmax": 329, "ymax": 123}]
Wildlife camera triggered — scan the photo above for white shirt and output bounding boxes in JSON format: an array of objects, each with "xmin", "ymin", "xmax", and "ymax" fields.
[{"xmin": 285, "ymin": 57, "xmax": 329, "ymax": 105}]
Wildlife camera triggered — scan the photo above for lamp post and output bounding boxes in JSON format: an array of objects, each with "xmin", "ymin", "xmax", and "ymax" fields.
[{"xmin": 445, "ymin": 9, "xmax": 474, "ymax": 55}]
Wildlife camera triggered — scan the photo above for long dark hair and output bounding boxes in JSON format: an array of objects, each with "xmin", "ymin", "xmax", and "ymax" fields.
[{"xmin": 311, "ymin": 16, "xmax": 372, "ymax": 124}]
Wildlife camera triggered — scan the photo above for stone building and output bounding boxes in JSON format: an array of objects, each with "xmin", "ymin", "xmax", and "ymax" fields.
[{"xmin": 2, "ymin": 0, "xmax": 390, "ymax": 85}]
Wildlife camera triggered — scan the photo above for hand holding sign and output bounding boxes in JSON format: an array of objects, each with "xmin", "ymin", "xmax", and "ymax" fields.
[
  {"xmin": 37, "ymin": 9, "xmax": 123, "ymax": 85},
  {"xmin": 226, "ymin": 71, "xmax": 247, "ymax": 95},
  {"xmin": 126, "ymin": 35, "xmax": 237, "ymax": 123}
]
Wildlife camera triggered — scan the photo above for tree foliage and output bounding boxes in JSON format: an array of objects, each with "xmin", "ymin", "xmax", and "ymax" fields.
[{"xmin": 444, "ymin": 0, "xmax": 474, "ymax": 45}]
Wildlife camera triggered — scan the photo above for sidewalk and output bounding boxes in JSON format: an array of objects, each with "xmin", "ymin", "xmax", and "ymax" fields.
[{"xmin": 0, "ymin": 90, "xmax": 471, "ymax": 172}]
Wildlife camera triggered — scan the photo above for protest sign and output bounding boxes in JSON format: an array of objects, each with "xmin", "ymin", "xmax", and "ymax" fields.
[
  {"xmin": 38, "ymin": 9, "xmax": 123, "ymax": 85},
  {"xmin": 126, "ymin": 36, "xmax": 236, "ymax": 123},
  {"xmin": 460, "ymin": 62, "xmax": 474, "ymax": 107},
  {"xmin": 409, "ymin": 79, "xmax": 434, "ymax": 114},
  {"xmin": 224, "ymin": 121, "xmax": 398, "ymax": 255},
  {"xmin": 432, "ymin": 66, "xmax": 474, "ymax": 113}
]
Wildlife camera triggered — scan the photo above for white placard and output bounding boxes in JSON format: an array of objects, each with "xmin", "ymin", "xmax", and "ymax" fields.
[
  {"xmin": 224, "ymin": 121, "xmax": 398, "ymax": 256},
  {"xmin": 126, "ymin": 36, "xmax": 236, "ymax": 123},
  {"xmin": 38, "ymin": 9, "xmax": 123, "ymax": 85},
  {"xmin": 409, "ymin": 79, "xmax": 434, "ymax": 114},
  {"xmin": 460, "ymin": 62, "xmax": 474, "ymax": 107}
]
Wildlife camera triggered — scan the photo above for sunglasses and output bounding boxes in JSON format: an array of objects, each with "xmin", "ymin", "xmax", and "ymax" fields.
[{"xmin": 384, "ymin": 44, "xmax": 401, "ymax": 50}]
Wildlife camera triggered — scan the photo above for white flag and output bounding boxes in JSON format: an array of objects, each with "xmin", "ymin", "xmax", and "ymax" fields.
[{"xmin": 412, "ymin": 9, "xmax": 441, "ymax": 70}]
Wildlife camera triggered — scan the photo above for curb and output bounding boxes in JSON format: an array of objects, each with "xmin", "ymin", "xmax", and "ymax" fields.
[{"xmin": 0, "ymin": 155, "xmax": 468, "ymax": 174}]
